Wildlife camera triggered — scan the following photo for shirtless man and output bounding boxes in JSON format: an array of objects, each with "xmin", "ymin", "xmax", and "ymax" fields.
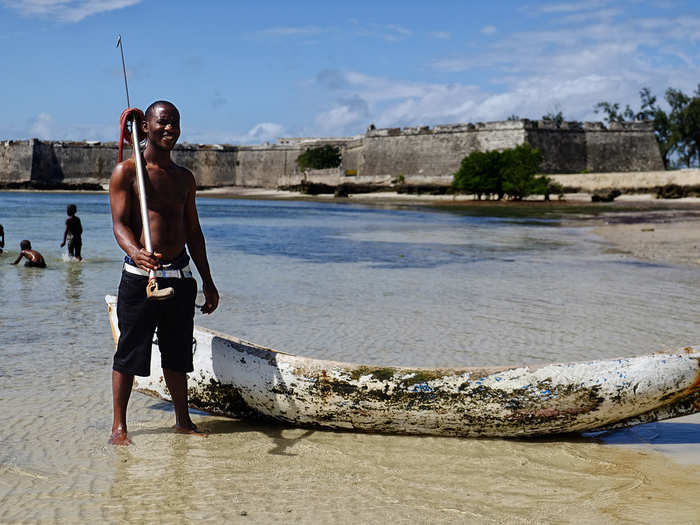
[
  {"xmin": 11, "ymin": 240, "xmax": 46, "ymax": 267},
  {"xmin": 109, "ymin": 100, "xmax": 219, "ymax": 446}
]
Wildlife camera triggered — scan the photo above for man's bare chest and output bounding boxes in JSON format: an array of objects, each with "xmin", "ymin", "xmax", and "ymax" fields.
[{"xmin": 133, "ymin": 170, "xmax": 188, "ymax": 213}]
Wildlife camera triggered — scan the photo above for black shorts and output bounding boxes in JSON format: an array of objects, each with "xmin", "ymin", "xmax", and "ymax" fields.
[
  {"xmin": 68, "ymin": 237, "xmax": 82, "ymax": 258},
  {"xmin": 113, "ymin": 271, "xmax": 197, "ymax": 376}
]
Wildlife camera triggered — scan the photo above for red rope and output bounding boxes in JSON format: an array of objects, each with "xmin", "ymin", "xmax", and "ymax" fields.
[{"xmin": 118, "ymin": 108, "xmax": 146, "ymax": 162}]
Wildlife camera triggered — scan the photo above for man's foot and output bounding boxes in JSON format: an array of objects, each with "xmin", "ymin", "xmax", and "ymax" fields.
[
  {"xmin": 109, "ymin": 427, "xmax": 132, "ymax": 446},
  {"xmin": 173, "ymin": 423, "xmax": 208, "ymax": 437}
]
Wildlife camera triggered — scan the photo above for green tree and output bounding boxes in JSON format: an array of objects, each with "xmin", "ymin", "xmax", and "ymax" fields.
[
  {"xmin": 452, "ymin": 144, "xmax": 545, "ymax": 201},
  {"xmin": 594, "ymin": 87, "xmax": 687, "ymax": 169},
  {"xmin": 637, "ymin": 87, "xmax": 673, "ymax": 169},
  {"xmin": 451, "ymin": 150, "xmax": 503, "ymax": 199},
  {"xmin": 638, "ymin": 87, "xmax": 657, "ymax": 120},
  {"xmin": 542, "ymin": 110, "xmax": 564, "ymax": 127},
  {"xmin": 501, "ymin": 143, "xmax": 543, "ymax": 200},
  {"xmin": 296, "ymin": 144, "xmax": 342, "ymax": 170},
  {"xmin": 594, "ymin": 101, "xmax": 635, "ymax": 124},
  {"xmin": 683, "ymin": 96, "xmax": 700, "ymax": 167}
]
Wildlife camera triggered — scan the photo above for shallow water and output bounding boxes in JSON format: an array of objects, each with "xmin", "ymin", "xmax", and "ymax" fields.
[{"xmin": 1, "ymin": 191, "xmax": 699, "ymax": 523}]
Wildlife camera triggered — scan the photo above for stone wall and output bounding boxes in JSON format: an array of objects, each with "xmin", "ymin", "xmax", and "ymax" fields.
[
  {"xmin": 583, "ymin": 121, "xmax": 663, "ymax": 172},
  {"xmin": 172, "ymin": 144, "xmax": 238, "ymax": 187},
  {"xmin": 0, "ymin": 140, "xmax": 34, "ymax": 184},
  {"xmin": 49, "ymin": 142, "xmax": 119, "ymax": 186},
  {"xmin": 525, "ymin": 122, "xmax": 587, "ymax": 173},
  {"xmin": 236, "ymin": 145, "xmax": 304, "ymax": 187},
  {"xmin": 358, "ymin": 121, "xmax": 527, "ymax": 179},
  {"xmin": 0, "ymin": 119, "xmax": 665, "ymax": 190},
  {"xmin": 0, "ymin": 140, "xmax": 241, "ymax": 189}
]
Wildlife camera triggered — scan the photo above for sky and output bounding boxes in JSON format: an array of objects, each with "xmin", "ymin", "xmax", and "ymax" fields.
[{"xmin": 1, "ymin": 0, "xmax": 699, "ymax": 145}]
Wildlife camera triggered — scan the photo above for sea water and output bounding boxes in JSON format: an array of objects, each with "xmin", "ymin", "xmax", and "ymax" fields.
[{"xmin": 1, "ymin": 191, "xmax": 699, "ymax": 523}]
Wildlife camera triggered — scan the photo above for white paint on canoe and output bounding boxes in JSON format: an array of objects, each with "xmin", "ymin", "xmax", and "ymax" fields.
[{"xmin": 105, "ymin": 296, "xmax": 700, "ymax": 437}]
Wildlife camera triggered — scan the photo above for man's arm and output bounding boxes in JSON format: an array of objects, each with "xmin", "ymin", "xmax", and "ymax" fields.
[
  {"xmin": 183, "ymin": 171, "xmax": 219, "ymax": 314},
  {"xmin": 109, "ymin": 161, "xmax": 162, "ymax": 271}
]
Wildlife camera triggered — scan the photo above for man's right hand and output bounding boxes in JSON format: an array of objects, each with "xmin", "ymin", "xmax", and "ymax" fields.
[{"xmin": 130, "ymin": 248, "xmax": 163, "ymax": 272}]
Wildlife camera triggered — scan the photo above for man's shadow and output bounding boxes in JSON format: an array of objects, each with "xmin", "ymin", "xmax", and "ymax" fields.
[{"xmin": 141, "ymin": 401, "xmax": 316, "ymax": 456}]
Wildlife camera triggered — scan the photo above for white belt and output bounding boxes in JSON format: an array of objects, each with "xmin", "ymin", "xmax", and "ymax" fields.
[{"xmin": 123, "ymin": 262, "xmax": 193, "ymax": 279}]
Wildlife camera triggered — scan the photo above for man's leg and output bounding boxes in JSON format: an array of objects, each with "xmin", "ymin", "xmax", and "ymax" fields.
[
  {"xmin": 162, "ymin": 368, "xmax": 206, "ymax": 436},
  {"xmin": 110, "ymin": 369, "xmax": 134, "ymax": 445}
]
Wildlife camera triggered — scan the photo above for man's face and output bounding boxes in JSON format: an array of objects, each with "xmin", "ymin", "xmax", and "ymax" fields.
[{"xmin": 144, "ymin": 104, "xmax": 180, "ymax": 151}]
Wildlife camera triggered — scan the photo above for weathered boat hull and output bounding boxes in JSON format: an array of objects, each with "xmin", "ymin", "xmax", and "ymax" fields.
[{"xmin": 106, "ymin": 296, "xmax": 700, "ymax": 437}]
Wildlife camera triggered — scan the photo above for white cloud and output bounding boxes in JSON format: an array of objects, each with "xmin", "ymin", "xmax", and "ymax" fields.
[
  {"xmin": 481, "ymin": 25, "xmax": 497, "ymax": 35},
  {"xmin": 20, "ymin": 112, "xmax": 114, "ymax": 141},
  {"xmin": 424, "ymin": 8, "xmax": 700, "ymax": 125},
  {"xmin": 247, "ymin": 123, "xmax": 285, "ymax": 142},
  {"xmin": 351, "ymin": 22, "xmax": 414, "ymax": 42},
  {"xmin": 183, "ymin": 122, "xmax": 287, "ymax": 145},
  {"xmin": 253, "ymin": 26, "xmax": 326, "ymax": 38},
  {"xmin": 386, "ymin": 24, "xmax": 411, "ymax": 36},
  {"xmin": 29, "ymin": 113, "xmax": 55, "ymax": 139},
  {"xmin": 311, "ymin": 70, "xmax": 489, "ymax": 134},
  {"xmin": 533, "ymin": 0, "xmax": 610, "ymax": 14},
  {"xmin": 313, "ymin": 95, "xmax": 370, "ymax": 136},
  {"xmin": 429, "ymin": 31, "xmax": 451, "ymax": 40},
  {"xmin": 2, "ymin": 0, "xmax": 142, "ymax": 22}
]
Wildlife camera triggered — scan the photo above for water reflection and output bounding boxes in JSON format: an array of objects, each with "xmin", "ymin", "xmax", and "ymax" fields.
[
  {"xmin": 16, "ymin": 264, "xmax": 47, "ymax": 300},
  {"xmin": 63, "ymin": 261, "xmax": 84, "ymax": 302}
]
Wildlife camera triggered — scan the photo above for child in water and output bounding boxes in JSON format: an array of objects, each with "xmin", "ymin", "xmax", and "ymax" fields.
[
  {"xmin": 11, "ymin": 240, "xmax": 46, "ymax": 268},
  {"xmin": 61, "ymin": 204, "xmax": 83, "ymax": 261},
  {"xmin": 0, "ymin": 224, "xmax": 4, "ymax": 254}
]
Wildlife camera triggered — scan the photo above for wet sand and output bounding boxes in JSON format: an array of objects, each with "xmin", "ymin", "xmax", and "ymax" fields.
[
  {"xmin": 593, "ymin": 219, "xmax": 700, "ymax": 268},
  {"xmin": 4, "ymin": 379, "xmax": 699, "ymax": 524}
]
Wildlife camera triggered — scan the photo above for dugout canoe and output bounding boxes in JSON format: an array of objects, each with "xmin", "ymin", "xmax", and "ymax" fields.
[{"xmin": 105, "ymin": 295, "xmax": 700, "ymax": 437}]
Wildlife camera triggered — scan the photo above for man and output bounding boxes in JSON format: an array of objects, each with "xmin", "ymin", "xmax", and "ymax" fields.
[{"xmin": 109, "ymin": 100, "xmax": 219, "ymax": 446}]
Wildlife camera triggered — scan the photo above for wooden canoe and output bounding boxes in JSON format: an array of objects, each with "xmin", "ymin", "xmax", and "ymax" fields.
[{"xmin": 105, "ymin": 295, "xmax": 700, "ymax": 437}]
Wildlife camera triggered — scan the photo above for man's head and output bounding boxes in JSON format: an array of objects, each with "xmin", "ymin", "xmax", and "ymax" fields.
[
  {"xmin": 143, "ymin": 100, "xmax": 181, "ymax": 151},
  {"xmin": 20, "ymin": 240, "xmax": 31, "ymax": 250},
  {"xmin": 67, "ymin": 204, "xmax": 77, "ymax": 216}
]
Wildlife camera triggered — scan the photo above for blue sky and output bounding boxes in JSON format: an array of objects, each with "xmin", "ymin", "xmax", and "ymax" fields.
[{"xmin": 1, "ymin": 0, "xmax": 699, "ymax": 144}]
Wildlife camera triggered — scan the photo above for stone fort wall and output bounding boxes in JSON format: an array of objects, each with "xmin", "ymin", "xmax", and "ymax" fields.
[{"xmin": 0, "ymin": 119, "xmax": 663, "ymax": 189}]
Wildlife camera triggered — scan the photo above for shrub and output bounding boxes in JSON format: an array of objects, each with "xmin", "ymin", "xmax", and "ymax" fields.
[
  {"xmin": 591, "ymin": 189, "xmax": 622, "ymax": 202},
  {"xmin": 656, "ymin": 184, "xmax": 687, "ymax": 199},
  {"xmin": 501, "ymin": 144, "xmax": 543, "ymax": 200},
  {"xmin": 296, "ymin": 145, "xmax": 342, "ymax": 170},
  {"xmin": 452, "ymin": 143, "xmax": 547, "ymax": 200},
  {"xmin": 451, "ymin": 150, "xmax": 504, "ymax": 199}
]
